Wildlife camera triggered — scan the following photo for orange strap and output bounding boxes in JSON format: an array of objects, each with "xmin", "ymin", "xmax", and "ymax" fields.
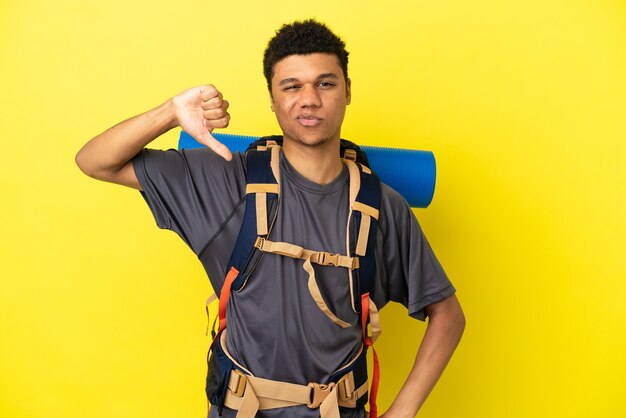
[
  {"xmin": 361, "ymin": 293, "xmax": 380, "ymax": 418},
  {"xmin": 218, "ymin": 266, "xmax": 240, "ymax": 332}
]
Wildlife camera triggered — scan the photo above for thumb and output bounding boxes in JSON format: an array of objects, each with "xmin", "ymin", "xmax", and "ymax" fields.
[{"xmin": 195, "ymin": 129, "xmax": 233, "ymax": 161}]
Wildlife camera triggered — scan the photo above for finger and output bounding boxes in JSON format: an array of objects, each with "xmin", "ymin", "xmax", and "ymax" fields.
[
  {"xmin": 199, "ymin": 85, "xmax": 220, "ymax": 101},
  {"xmin": 202, "ymin": 107, "xmax": 227, "ymax": 120},
  {"xmin": 196, "ymin": 131, "xmax": 233, "ymax": 161},
  {"xmin": 201, "ymin": 94, "xmax": 224, "ymax": 110},
  {"xmin": 205, "ymin": 113, "xmax": 230, "ymax": 130}
]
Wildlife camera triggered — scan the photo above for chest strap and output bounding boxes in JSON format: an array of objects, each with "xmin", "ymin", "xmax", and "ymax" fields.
[
  {"xmin": 254, "ymin": 237, "xmax": 359, "ymax": 269},
  {"xmin": 254, "ymin": 237, "xmax": 359, "ymax": 328}
]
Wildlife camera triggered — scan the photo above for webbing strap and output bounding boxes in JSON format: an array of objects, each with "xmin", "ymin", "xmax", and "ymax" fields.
[
  {"xmin": 352, "ymin": 201, "xmax": 379, "ymax": 219},
  {"xmin": 256, "ymin": 192, "xmax": 268, "ymax": 235},
  {"xmin": 270, "ymin": 143, "xmax": 280, "ymax": 185},
  {"xmin": 344, "ymin": 160, "xmax": 361, "ymax": 313},
  {"xmin": 355, "ymin": 214, "xmax": 370, "ymax": 257},
  {"xmin": 219, "ymin": 330, "xmax": 366, "ymax": 413},
  {"xmin": 345, "ymin": 160, "xmax": 360, "ymax": 210},
  {"xmin": 255, "ymin": 237, "xmax": 356, "ymax": 328},
  {"xmin": 255, "ymin": 238, "xmax": 358, "ymax": 269},
  {"xmin": 205, "ymin": 293, "xmax": 218, "ymax": 336},
  {"xmin": 246, "ymin": 183, "xmax": 280, "ymax": 194},
  {"xmin": 303, "ymin": 256, "xmax": 351, "ymax": 328},
  {"xmin": 361, "ymin": 293, "xmax": 380, "ymax": 418},
  {"xmin": 352, "ymin": 202, "xmax": 378, "ymax": 257},
  {"xmin": 224, "ymin": 373, "xmax": 364, "ymax": 418}
]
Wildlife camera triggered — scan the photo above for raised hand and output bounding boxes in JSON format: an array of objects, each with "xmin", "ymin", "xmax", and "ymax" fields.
[{"xmin": 171, "ymin": 85, "xmax": 232, "ymax": 160}]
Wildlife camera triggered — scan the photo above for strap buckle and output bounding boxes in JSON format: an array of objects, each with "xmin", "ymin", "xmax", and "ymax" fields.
[
  {"xmin": 307, "ymin": 382, "xmax": 336, "ymax": 409},
  {"xmin": 318, "ymin": 252, "xmax": 339, "ymax": 266},
  {"xmin": 229, "ymin": 370, "xmax": 247, "ymax": 397}
]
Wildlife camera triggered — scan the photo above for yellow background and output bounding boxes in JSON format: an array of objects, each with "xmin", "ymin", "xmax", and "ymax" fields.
[{"xmin": 2, "ymin": 0, "xmax": 625, "ymax": 417}]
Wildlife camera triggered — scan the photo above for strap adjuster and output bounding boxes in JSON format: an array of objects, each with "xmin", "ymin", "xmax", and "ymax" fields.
[
  {"xmin": 229, "ymin": 370, "xmax": 247, "ymax": 397},
  {"xmin": 351, "ymin": 257, "xmax": 360, "ymax": 270},
  {"xmin": 307, "ymin": 382, "xmax": 336, "ymax": 409},
  {"xmin": 337, "ymin": 373, "xmax": 355, "ymax": 401},
  {"xmin": 254, "ymin": 237, "xmax": 266, "ymax": 250}
]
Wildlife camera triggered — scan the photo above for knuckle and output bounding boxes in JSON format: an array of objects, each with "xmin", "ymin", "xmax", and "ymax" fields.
[{"xmin": 203, "ymin": 108, "xmax": 225, "ymax": 118}]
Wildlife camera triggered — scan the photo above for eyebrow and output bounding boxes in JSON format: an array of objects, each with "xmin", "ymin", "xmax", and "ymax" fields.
[{"xmin": 278, "ymin": 73, "xmax": 339, "ymax": 86}]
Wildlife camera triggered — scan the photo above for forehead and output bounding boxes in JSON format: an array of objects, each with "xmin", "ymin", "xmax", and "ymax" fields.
[{"xmin": 272, "ymin": 53, "xmax": 344, "ymax": 82}]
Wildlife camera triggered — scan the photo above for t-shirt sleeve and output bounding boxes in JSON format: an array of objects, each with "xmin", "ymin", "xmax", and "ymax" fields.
[
  {"xmin": 132, "ymin": 147, "xmax": 246, "ymax": 254},
  {"xmin": 373, "ymin": 183, "xmax": 456, "ymax": 321}
]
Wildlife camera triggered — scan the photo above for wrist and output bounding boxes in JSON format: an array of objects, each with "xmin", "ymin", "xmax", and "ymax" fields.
[{"xmin": 162, "ymin": 98, "xmax": 179, "ymax": 130}]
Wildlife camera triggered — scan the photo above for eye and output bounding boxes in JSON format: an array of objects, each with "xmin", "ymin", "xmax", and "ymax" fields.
[
  {"xmin": 283, "ymin": 85, "xmax": 300, "ymax": 91},
  {"xmin": 317, "ymin": 81, "xmax": 335, "ymax": 88}
]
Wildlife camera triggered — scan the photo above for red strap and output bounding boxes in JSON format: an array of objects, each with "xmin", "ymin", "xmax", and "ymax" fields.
[{"xmin": 361, "ymin": 293, "xmax": 380, "ymax": 418}]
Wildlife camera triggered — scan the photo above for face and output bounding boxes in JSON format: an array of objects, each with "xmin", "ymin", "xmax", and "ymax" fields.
[{"xmin": 270, "ymin": 53, "xmax": 351, "ymax": 148}]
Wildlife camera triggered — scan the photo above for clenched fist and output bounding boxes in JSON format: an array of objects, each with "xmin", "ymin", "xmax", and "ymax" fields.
[{"xmin": 171, "ymin": 85, "xmax": 232, "ymax": 160}]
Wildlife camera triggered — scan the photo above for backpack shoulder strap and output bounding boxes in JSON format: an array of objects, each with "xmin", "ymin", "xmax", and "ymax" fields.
[
  {"xmin": 226, "ymin": 142, "xmax": 281, "ymax": 292},
  {"xmin": 344, "ymin": 160, "xmax": 381, "ymax": 309},
  {"xmin": 344, "ymin": 159, "xmax": 382, "ymax": 417}
]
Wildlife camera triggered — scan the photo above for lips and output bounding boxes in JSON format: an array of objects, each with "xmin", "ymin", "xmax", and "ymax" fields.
[{"xmin": 296, "ymin": 115, "xmax": 323, "ymax": 127}]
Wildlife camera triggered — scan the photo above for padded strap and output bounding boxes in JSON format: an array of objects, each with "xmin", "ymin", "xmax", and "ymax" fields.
[
  {"xmin": 226, "ymin": 144, "xmax": 281, "ymax": 289},
  {"xmin": 224, "ymin": 371, "xmax": 365, "ymax": 418},
  {"xmin": 246, "ymin": 146, "xmax": 281, "ymax": 237},
  {"xmin": 219, "ymin": 330, "xmax": 367, "ymax": 413}
]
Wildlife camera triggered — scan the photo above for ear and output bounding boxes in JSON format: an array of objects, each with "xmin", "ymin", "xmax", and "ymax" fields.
[
  {"xmin": 269, "ymin": 91, "xmax": 275, "ymax": 112},
  {"xmin": 346, "ymin": 78, "xmax": 352, "ymax": 105}
]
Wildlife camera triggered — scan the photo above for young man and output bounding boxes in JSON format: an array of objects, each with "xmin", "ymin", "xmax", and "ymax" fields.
[{"xmin": 76, "ymin": 20, "xmax": 465, "ymax": 418}]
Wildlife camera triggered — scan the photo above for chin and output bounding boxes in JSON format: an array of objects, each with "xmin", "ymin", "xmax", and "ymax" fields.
[{"xmin": 284, "ymin": 130, "xmax": 337, "ymax": 148}]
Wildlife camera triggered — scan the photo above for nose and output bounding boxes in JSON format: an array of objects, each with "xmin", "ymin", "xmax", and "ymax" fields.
[{"xmin": 299, "ymin": 84, "xmax": 321, "ymax": 108}]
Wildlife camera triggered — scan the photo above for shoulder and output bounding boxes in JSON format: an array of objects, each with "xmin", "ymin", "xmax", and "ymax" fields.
[
  {"xmin": 378, "ymin": 182, "xmax": 416, "ymax": 232},
  {"xmin": 134, "ymin": 147, "xmax": 247, "ymax": 183}
]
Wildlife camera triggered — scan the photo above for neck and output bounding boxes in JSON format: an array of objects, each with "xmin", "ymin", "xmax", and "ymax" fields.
[{"xmin": 281, "ymin": 137, "xmax": 343, "ymax": 185}]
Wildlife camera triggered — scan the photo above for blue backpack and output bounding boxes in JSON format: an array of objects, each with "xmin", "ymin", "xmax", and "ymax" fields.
[{"xmin": 206, "ymin": 137, "xmax": 382, "ymax": 418}]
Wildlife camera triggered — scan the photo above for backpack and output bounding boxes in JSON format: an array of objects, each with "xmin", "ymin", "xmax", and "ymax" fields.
[{"xmin": 205, "ymin": 137, "xmax": 382, "ymax": 418}]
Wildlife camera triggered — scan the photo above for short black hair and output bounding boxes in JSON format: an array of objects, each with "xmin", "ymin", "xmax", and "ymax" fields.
[{"xmin": 263, "ymin": 19, "xmax": 349, "ymax": 92}]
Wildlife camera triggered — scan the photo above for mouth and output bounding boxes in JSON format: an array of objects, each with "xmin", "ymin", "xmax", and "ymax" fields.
[{"xmin": 296, "ymin": 115, "xmax": 323, "ymax": 127}]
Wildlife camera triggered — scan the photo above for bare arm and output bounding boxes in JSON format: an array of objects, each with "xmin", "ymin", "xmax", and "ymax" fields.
[
  {"xmin": 75, "ymin": 85, "xmax": 232, "ymax": 190},
  {"xmin": 380, "ymin": 294, "xmax": 466, "ymax": 417}
]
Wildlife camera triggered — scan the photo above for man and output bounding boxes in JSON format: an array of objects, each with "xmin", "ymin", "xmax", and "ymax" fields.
[{"xmin": 76, "ymin": 19, "xmax": 465, "ymax": 418}]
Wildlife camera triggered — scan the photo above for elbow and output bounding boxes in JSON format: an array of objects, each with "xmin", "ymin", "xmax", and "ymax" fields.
[
  {"xmin": 75, "ymin": 148, "xmax": 89, "ymax": 175},
  {"xmin": 455, "ymin": 305, "xmax": 466, "ymax": 341},
  {"xmin": 75, "ymin": 148, "xmax": 96, "ymax": 178},
  {"xmin": 75, "ymin": 148, "xmax": 110, "ymax": 181},
  {"xmin": 448, "ymin": 296, "xmax": 466, "ymax": 339},
  {"xmin": 427, "ymin": 294, "xmax": 466, "ymax": 342}
]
